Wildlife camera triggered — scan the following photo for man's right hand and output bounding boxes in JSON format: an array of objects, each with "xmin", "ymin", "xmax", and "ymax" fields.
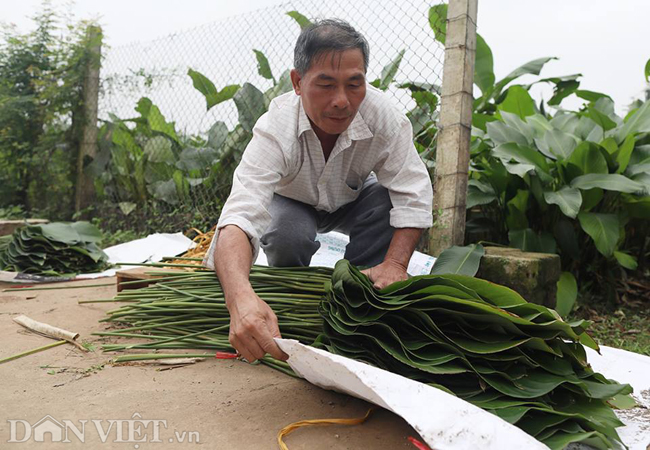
[{"xmin": 226, "ymin": 288, "xmax": 289, "ymax": 363}]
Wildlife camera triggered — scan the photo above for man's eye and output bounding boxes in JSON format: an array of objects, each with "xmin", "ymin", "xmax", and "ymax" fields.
[
  {"xmin": 349, "ymin": 84, "xmax": 361, "ymax": 88},
  {"xmin": 318, "ymin": 84, "xmax": 333, "ymax": 88}
]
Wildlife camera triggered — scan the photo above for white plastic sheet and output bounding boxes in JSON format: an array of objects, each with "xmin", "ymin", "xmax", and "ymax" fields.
[
  {"xmin": 255, "ymin": 231, "xmax": 436, "ymax": 275},
  {"xmin": 276, "ymin": 338, "xmax": 650, "ymax": 450},
  {"xmin": 276, "ymin": 338, "xmax": 547, "ymax": 450}
]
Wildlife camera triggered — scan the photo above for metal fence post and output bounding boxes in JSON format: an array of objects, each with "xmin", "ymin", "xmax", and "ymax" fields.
[
  {"xmin": 75, "ymin": 25, "xmax": 102, "ymax": 215},
  {"xmin": 430, "ymin": 0, "xmax": 477, "ymax": 255}
]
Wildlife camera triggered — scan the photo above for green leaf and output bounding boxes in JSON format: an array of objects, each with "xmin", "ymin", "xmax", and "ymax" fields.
[
  {"xmin": 645, "ymin": 58, "xmax": 650, "ymax": 83},
  {"xmin": 207, "ymin": 121, "xmax": 229, "ymax": 150},
  {"xmin": 135, "ymin": 97, "xmax": 153, "ymax": 118},
  {"xmin": 188, "ymin": 68, "xmax": 239, "ymax": 111},
  {"xmin": 286, "ymin": 11, "xmax": 312, "ymax": 29},
  {"xmin": 485, "ymin": 121, "xmax": 529, "ymax": 146},
  {"xmin": 555, "ymin": 272, "xmax": 577, "ymax": 318},
  {"xmin": 493, "ymin": 57, "xmax": 557, "ymax": 99},
  {"xmin": 474, "ymin": 34, "xmax": 495, "ymax": 94},
  {"xmin": 565, "ymin": 142, "xmax": 608, "ymax": 180},
  {"xmin": 506, "ymin": 189, "xmax": 529, "ymax": 230},
  {"xmin": 587, "ymin": 104, "xmax": 616, "ymax": 131},
  {"xmin": 534, "ymin": 74, "xmax": 581, "ymax": 106},
  {"xmin": 232, "ymin": 83, "xmax": 267, "ymax": 133},
  {"xmin": 253, "ymin": 50, "xmax": 275, "ymax": 82},
  {"xmin": 577, "ymin": 212, "xmax": 619, "ymax": 257},
  {"xmin": 428, "ymin": 4, "xmax": 447, "ymax": 45},
  {"xmin": 544, "ymin": 187, "xmax": 582, "ymax": 219},
  {"xmin": 143, "ymin": 136, "xmax": 174, "ymax": 163},
  {"xmin": 173, "ymin": 170, "xmax": 190, "ymax": 201},
  {"xmin": 175, "ymin": 147, "xmax": 219, "ymax": 172},
  {"xmin": 500, "ymin": 111, "xmax": 536, "ymax": 141},
  {"xmin": 614, "ymin": 100, "xmax": 650, "ymax": 142},
  {"xmin": 542, "ymin": 128, "xmax": 577, "ymax": 160},
  {"xmin": 147, "ymin": 105, "xmax": 179, "ymax": 143},
  {"xmin": 118, "ymin": 202, "xmax": 136, "ymax": 216},
  {"xmin": 148, "ymin": 179, "xmax": 178, "ymax": 204},
  {"xmin": 492, "ymin": 143, "xmax": 550, "ymax": 174},
  {"xmin": 600, "ymin": 137, "xmax": 618, "ymax": 156},
  {"xmin": 575, "ymin": 90, "xmax": 612, "ymax": 103},
  {"xmin": 616, "ymin": 134, "xmax": 635, "ymax": 174},
  {"xmin": 614, "ymin": 251, "xmax": 638, "ymax": 270},
  {"xmin": 466, "ymin": 181, "xmax": 497, "ymax": 208},
  {"xmin": 378, "ymin": 49, "xmax": 405, "ymax": 91},
  {"xmin": 430, "ymin": 244, "xmax": 484, "ymax": 276},
  {"xmin": 571, "ymin": 173, "xmax": 645, "ymax": 194},
  {"xmin": 498, "ymin": 86, "xmax": 536, "ymax": 119}
]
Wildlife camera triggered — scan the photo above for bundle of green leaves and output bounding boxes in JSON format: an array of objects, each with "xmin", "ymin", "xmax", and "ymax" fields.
[
  {"xmin": 0, "ymin": 221, "xmax": 109, "ymax": 276},
  {"xmin": 320, "ymin": 260, "xmax": 634, "ymax": 450}
]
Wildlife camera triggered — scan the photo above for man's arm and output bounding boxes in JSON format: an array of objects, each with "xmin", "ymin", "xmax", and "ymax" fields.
[
  {"xmin": 362, "ymin": 227, "xmax": 423, "ymax": 289},
  {"xmin": 214, "ymin": 225, "xmax": 288, "ymax": 362}
]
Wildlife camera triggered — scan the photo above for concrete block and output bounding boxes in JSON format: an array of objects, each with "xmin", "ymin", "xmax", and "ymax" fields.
[
  {"xmin": 476, "ymin": 247, "xmax": 561, "ymax": 308},
  {"xmin": 0, "ymin": 219, "xmax": 49, "ymax": 236}
]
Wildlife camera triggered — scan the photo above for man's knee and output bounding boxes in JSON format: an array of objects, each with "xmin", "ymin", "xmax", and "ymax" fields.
[
  {"xmin": 261, "ymin": 195, "xmax": 319, "ymax": 266},
  {"xmin": 261, "ymin": 222, "xmax": 319, "ymax": 266}
]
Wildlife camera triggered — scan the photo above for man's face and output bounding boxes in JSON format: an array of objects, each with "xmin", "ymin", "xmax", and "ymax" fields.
[{"xmin": 291, "ymin": 49, "xmax": 367, "ymax": 139}]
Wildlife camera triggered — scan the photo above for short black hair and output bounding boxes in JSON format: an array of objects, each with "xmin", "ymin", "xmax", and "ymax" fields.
[{"xmin": 293, "ymin": 19, "xmax": 370, "ymax": 75}]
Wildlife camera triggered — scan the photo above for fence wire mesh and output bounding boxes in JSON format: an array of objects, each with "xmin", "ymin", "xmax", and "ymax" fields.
[{"xmin": 97, "ymin": 0, "xmax": 446, "ymax": 233}]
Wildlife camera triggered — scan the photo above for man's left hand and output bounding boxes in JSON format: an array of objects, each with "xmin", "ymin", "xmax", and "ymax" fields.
[{"xmin": 361, "ymin": 259, "xmax": 408, "ymax": 290}]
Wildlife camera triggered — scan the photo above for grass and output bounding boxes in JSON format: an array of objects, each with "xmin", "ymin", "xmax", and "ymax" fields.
[{"xmin": 571, "ymin": 299, "xmax": 650, "ymax": 356}]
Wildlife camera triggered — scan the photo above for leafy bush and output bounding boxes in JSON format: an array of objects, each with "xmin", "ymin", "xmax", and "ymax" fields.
[{"xmin": 428, "ymin": 5, "xmax": 650, "ymax": 309}]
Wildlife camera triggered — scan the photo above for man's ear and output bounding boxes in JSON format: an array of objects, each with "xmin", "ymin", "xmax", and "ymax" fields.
[{"xmin": 290, "ymin": 69, "xmax": 302, "ymax": 95}]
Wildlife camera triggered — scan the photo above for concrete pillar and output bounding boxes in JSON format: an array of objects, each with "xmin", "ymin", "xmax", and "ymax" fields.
[{"xmin": 430, "ymin": 0, "xmax": 477, "ymax": 255}]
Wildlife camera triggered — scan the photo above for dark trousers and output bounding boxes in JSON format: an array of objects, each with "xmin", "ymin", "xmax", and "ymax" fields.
[{"xmin": 260, "ymin": 176, "xmax": 394, "ymax": 267}]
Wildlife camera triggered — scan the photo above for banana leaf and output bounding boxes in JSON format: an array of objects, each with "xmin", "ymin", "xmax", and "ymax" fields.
[
  {"xmin": 0, "ymin": 221, "xmax": 109, "ymax": 276},
  {"xmin": 319, "ymin": 260, "xmax": 633, "ymax": 450}
]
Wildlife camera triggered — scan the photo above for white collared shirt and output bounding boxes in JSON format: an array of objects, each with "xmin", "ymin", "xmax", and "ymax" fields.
[{"xmin": 204, "ymin": 84, "xmax": 433, "ymax": 268}]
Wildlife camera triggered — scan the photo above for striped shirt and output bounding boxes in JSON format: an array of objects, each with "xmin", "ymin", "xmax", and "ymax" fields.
[{"xmin": 204, "ymin": 84, "xmax": 433, "ymax": 268}]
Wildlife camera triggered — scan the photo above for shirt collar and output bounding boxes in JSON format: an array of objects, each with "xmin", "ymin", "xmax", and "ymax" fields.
[{"xmin": 297, "ymin": 98, "xmax": 374, "ymax": 143}]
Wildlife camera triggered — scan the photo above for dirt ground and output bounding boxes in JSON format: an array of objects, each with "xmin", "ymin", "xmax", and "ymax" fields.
[{"xmin": 0, "ymin": 278, "xmax": 419, "ymax": 450}]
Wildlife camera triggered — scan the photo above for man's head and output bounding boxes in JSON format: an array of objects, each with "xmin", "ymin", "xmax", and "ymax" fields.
[{"xmin": 291, "ymin": 19, "xmax": 369, "ymax": 140}]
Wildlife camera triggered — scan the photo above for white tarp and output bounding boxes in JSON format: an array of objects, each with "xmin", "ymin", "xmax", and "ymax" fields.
[
  {"xmin": 255, "ymin": 231, "xmax": 436, "ymax": 276},
  {"xmin": 276, "ymin": 338, "xmax": 547, "ymax": 450},
  {"xmin": 277, "ymin": 338, "xmax": 650, "ymax": 450}
]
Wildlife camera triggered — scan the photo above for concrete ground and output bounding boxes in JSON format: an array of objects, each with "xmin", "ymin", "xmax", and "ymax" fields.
[{"xmin": 0, "ymin": 278, "xmax": 419, "ymax": 450}]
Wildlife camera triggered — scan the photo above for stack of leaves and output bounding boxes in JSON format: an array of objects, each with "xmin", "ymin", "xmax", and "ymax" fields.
[
  {"xmin": 0, "ymin": 221, "xmax": 109, "ymax": 276},
  {"xmin": 320, "ymin": 260, "xmax": 633, "ymax": 450}
]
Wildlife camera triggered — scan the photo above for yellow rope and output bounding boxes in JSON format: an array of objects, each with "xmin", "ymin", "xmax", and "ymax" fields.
[{"xmin": 277, "ymin": 408, "xmax": 374, "ymax": 450}]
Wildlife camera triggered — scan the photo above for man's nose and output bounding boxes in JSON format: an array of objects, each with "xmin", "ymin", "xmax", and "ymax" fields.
[{"xmin": 331, "ymin": 87, "xmax": 350, "ymax": 109}]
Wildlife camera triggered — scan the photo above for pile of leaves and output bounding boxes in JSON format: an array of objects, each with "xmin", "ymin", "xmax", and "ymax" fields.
[
  {"xmin": 320, "ymin": 260, "xmax": 634, "ymax": 450},
  {"xmin": 0, "ymin": 221, "xmax": 109, "ymax": 276}
]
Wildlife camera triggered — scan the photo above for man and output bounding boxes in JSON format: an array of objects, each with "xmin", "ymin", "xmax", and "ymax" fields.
[{"xmin": 205, "ymin": 19, "xmax": 433, "ymax": 363}]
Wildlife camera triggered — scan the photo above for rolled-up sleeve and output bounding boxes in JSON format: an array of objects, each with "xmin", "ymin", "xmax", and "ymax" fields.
[
  {"xmin": 374, "ymin": 117, "xmax": 433, "ymax": 229},
  {"xmin": 203, "ymin": 115, "xmax": 287, "ymax": 269}
]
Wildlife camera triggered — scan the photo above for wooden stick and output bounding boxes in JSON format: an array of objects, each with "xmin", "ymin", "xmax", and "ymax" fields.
[{"xmin": 12, "ymin": 315, "xmax": 88, "ymax": 352}]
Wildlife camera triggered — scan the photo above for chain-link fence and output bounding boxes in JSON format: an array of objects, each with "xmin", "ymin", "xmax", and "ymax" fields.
[{"xmin": 96, "ymin": 0, "xmax": 446, "ymax": 233}]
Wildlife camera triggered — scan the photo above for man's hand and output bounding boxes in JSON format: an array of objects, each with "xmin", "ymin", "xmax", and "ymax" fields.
[
  {"xmin": 361, "ymin": 227, "xmax": 423, "ymax": 289},
  {"xmin": 214, "ymin": 225, "xmax": 288, "ymax": 363},
  {"xmin": 362, "ymin": 259, "xmax": 408, "ymax": 290},
  {"xmin": 227, "ymin": 288, "xmax": 289, "ymax": 363}
]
